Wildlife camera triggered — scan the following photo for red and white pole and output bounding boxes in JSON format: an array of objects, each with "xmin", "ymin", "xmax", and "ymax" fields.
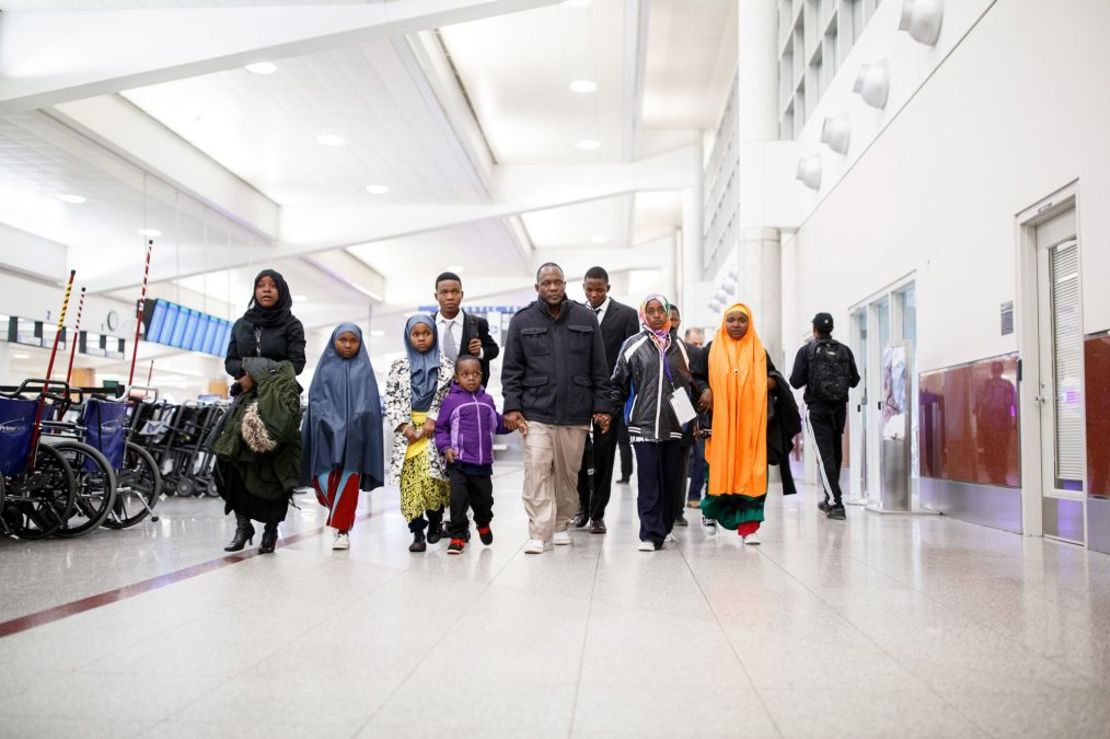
[
  {"xmin": 127, "ymin": 240, "xmax": 153, "ymax": 389},
  {"xmin": 64, "ymin": 287, "xmax": 86, "ymax": 385},
  {"xmin": 28, "ymin": 269, "xmax": 76, "ymax": 468}
]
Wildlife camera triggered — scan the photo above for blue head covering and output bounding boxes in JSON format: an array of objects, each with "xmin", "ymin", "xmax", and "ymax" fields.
[
  {"xmin": 404, "ymin": 314, "xmax": 440, "ymax": 412},
  {"xmin": 300, "ymin": 323, "xmax": 384, "ymax": 492}
]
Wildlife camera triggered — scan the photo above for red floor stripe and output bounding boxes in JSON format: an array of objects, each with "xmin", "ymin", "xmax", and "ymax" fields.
[{"xmin": 0, "ymin": 508, "xmax": 383, "ymax": 639}]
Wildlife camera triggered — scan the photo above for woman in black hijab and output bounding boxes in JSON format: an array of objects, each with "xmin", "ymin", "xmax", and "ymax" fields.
[{"xmin": 220, "ymin": 269, "xmax": 307, "ymax": 553}]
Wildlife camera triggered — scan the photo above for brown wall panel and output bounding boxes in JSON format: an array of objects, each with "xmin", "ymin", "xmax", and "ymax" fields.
[
  {"xmin": 919, "ymin": 353, "xmax": 1020, "ymax": 488},
  {"xmin": 1087, "ymin": 334, "xmax": 1110, "ymax": 499}
]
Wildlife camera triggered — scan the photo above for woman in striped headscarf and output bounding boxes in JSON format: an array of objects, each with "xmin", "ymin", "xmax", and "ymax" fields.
[
  {"xmin": 608, "ymin": 294, "xmax": 694, "ymax": 551},
  {"xmin": 691, "ymin": 302, "xmax": 777, "ymax": 545}
]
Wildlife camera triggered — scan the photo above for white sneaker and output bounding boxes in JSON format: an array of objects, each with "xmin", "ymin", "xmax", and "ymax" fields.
[
  {"xmin": 702, "ymin": 517, "xmax": 718, "ymax": 535},
  {"xmin": 665, "ymin": 533, "xmax": 677, "ymax": 544},
  {"xmin": 524, "ymin": 539, "xmax": 545, "ymax": 554},
  {"xmin": 742, "ymin": 533, "xmax": 761, "ymax": 545},
  {"xmin": 332, "ymin": 531, "xmax": 350, "ymax": 550},
  {"xmin": 638, "ymin": 540, "xmax": 656, "ymax": 552},
  {"xmin": 553, "ymin": 530, "xmax": 572, "ymax": 546}
]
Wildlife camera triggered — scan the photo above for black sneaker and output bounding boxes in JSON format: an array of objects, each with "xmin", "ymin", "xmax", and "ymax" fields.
[
  {"xmin": 674, "ymin": 515, "xmax": 689, "ymax": 527},
  {"xmin": 447, "ymin": 538, "xmax": 466, "ymax": 555},
  {"xmin": 426, "ymin": 526, "xmax": 443, "ymax": 545},
  {"xmin": 478, "ymin": 526, "xmax": 493, "ymax": 545},
  {"xmin": 817, "ymin": 500, "xmax": 832, "ymax": 513},
  {"xmin": 826, "ymin": 505, "xmax": 846, "ymax": 520}
]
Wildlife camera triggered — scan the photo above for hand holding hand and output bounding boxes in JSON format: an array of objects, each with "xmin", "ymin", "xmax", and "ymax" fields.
[
  {"xmin": 402, "ymin": 425, "xmax": 419, "ymax": 442},
  {"xmin": 593, "ymin": 413, "xmax": 611, "ymax": 435},
  {"xmin": 423, "ymin": 419, "xmax": 436, "ymax": 437},
  {"xmin": 467, "ymin": 338, "xmax": 482, "ymax": 355}
]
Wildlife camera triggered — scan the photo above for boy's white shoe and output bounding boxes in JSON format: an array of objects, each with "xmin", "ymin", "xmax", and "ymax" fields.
[
  {"xmin": 702, "ymin": 517, "xmax": 718, "ymax": 535},
  {"xmin": 524, "ymin": 539, "xmax": 545, "ymax": 554},
  {"xmin": 742, "ymin": 533, "xmax": 761, "ymax": 545},
  {"xmin": 553, "ymin": 530, "xmax": 572, "ymax": 546},
  {"xmin": 332, "ymin": 531, "xmax": 350, "ymax": 550},
  {"xmin": 638, "ymin": 540, "xmax": 656, "ymax": 552},
  {"xmin": 665, "ymin": 533, "xmax": 677, "ymax": 544}
]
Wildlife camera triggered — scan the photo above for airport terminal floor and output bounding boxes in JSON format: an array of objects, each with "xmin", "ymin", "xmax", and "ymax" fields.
[{"xmin": 2, "ymin": 467, "xmax": 1109, "ymax": 739}]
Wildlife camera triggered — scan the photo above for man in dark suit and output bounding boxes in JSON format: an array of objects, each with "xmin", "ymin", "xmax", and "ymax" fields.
[
  {"xmin": 574, "ymin": 266, "xmax": 640, "ymax": 534},
  {"xmin": 432, "ymin": 271, "xmax": 500, "ymax": 386}
]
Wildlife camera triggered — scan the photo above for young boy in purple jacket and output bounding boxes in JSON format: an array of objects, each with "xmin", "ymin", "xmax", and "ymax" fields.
[{"xmin": 435, "ymin": 355, "xmax": 525, "ymax": 554}]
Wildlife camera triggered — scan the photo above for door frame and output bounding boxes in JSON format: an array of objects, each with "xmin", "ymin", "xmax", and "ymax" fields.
[
  {"xmin": 848, "ymin": 272, "xmax": 916, "ymax": 504},
  {"xmin": 1015, "ymin": 180, "xmax": 1085, "ymax": 541}
]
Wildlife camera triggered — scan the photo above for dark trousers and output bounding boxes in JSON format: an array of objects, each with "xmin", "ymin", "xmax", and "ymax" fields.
[
  {"xmin": 447, "ymin": 467, "xmax": 494, "ymax": 539},
  {"xmin": 687, "ymin": 436, "xmax": 706, "ymax": 501},
  {"xmin": 617, "ymin": 417, "xmax": 633, "ymax": 479},
  {"xmin": 674, "ymin": 438, "xmax": 693, "ymax": 519},
  {"xmin": 808, "ymin": 402, "xmax": 847, "ymax": 505},
  {"xmin": 408, "ymin": 507, "xmax": 443, "ymax": 534},
  {"xmin": 634, "ymin": 441, "xmax": 682, "ymax": 547},
  {"xmin": 576, "ymin": 425, "xmax": 618, "ymax": 521}
]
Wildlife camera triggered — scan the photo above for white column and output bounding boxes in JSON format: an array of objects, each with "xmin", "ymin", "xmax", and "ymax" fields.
[
  {"xmin": 736, "ymin": 0, "xmax": 784, "ymax": 364},
  {"xmin": 680, "ymin": 179, "xmax": 703, "ymax": 311},
  {"xmin": 0, "ymin": 342, "xmax": 12, "ymax": 386}
]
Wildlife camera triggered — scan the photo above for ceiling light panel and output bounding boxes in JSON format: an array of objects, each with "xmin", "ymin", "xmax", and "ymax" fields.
[{"xmin": 121, "ymin": 40, "xmax": 492, "ymax": 205}]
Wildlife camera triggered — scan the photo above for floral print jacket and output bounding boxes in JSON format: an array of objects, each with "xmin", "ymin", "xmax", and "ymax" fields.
[{"xmin": 384, "ymin": 353, "xmax": 454, "ymax": 485}]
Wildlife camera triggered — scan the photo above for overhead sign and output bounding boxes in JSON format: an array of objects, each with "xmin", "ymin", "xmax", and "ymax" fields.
[{"xmin": 142, "ymin": 299, "xmax": 233, "ymax": 357}]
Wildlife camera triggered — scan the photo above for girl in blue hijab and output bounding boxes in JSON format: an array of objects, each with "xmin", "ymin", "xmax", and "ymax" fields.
[
  {"xmin": 301, "ymin": 323, "xmax": 384, "ymax": 550},
  {"xmin": 385, "ymin": 314, "xmax": 454, "ymax": 552}
]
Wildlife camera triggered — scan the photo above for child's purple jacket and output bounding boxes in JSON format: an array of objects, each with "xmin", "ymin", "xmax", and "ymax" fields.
[{"xmin": 434, "ymin": 382, "xmax": 513, "ymax": 466}]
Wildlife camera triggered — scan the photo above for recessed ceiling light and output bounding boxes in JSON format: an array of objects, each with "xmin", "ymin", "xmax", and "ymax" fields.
[
  {"xmin": 365, "ymin": 185, "xmax": 391, "ymax": 195},
  {"xmin": 316, "ymin": 134, "xmax": 346, "ymax": 147},
  {"xmin": 244, "ymin": 62, "xmax": 277, "ymax": 75},
  {"xmin": 563, "ymin": 0, "xmax": 590, "ymax": 7},
  {"xmin": 137, "ymin": 229, "xmax": 161, "ymax": 237},
  {"xmin": 589, "ymin": 235, "xmax": 608, "ymax": 244},
  {"xmin": 56, "ymin": 194, "xmax": 86, "ymax": 204},
  {"xmin": 569, "ymin": 80, "xmax": 597, "ymax": 93},
  {"xmin": 292, "ymin": 294, "xmax": 309, "ymax": 303},
  {"xmin": 576, "ymin": 139, "xmax": 601, "ymax": 151},
  {"xmin": 13, "ymin": 353, "xmax": 30, "ymax": 360}
]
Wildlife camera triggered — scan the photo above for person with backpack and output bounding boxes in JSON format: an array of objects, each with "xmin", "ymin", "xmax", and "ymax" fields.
[{"xmin": 788, "ymin": 312, "xmax": 860, "ymax": 520}]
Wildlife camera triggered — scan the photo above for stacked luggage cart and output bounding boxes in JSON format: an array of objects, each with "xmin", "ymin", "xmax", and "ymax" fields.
[{"xmin": 0, "ymin": 379, "xmax": 229, "ymax": 540}]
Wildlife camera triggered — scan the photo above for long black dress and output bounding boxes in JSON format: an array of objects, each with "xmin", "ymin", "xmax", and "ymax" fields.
[{"xmin": 219, "ymin": 311, "xmax": 306, "ymax": 524}]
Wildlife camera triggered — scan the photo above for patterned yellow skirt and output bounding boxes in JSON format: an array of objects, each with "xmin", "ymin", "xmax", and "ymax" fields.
[{"xmin": 400, "ymin": 412, "xmax": 449, "ymax": 523}]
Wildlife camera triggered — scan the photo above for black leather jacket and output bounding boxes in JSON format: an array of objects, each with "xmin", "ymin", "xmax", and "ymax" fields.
[{"xmin": 609, "ymin": 331, "xmax": 693, "ymax": 442}]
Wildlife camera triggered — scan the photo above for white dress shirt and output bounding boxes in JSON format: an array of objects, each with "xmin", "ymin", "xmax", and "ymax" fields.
[
  {"xmin": 437, "ymin": 312, "xmax": 482, "ymax": 358},
  {"xmin": 590, "ymin": 296, "xmax": 612, "ymax": 325}
]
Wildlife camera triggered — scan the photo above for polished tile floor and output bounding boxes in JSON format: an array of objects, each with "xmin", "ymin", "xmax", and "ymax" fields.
[{"xmin": 2, "ymin": 465, "xmax": 1110, "ymax": 738}]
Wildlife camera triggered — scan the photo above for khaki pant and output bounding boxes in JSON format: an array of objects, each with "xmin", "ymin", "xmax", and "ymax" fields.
[{"xmin": 522, "ymin": 421, "xmax": 588, "ymax": 542}]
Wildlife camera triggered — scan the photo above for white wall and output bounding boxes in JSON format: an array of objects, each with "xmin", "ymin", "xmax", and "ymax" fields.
[{"xmin": 784, "ymin": 0, "xmax": 1110, "ymax": 373}]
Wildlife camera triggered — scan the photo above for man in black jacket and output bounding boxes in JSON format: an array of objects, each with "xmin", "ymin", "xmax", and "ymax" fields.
[
  {"xmin": 432, "ymin": 271, "xmax": 500, "ymax": 387},
  {"xmin": 502, "ymin": 263, "xmax": 612, "ymax": 554},
  {"xmin": 789, "ymin": 312, "xmax": 860, "ymax": 521},
  {"xmin": 573, "ymin": 266, "xmax": 640, "ymax": 534}
]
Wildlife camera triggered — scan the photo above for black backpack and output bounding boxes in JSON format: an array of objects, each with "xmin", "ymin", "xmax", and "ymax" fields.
[{"xmin": 807, "ymin": 339, "xmax": 851, "ymax": 404}]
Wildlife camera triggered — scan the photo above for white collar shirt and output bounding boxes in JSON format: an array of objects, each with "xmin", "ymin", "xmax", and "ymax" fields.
[
  {"xmin": 590, "ymin": 296, "xmax": 612, "ymax": 324},
  {"xmin": 437, "ymin": 311, "xmax": 482, "ymax": 359}
]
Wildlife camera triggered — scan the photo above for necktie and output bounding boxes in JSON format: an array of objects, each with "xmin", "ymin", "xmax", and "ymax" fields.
[
  {"xmin": 441, "ymin": 319, "xmax": 458, "ymax": 361},
  {"xmin": 594, "ymin": 307, "xmax": 602, "ymax": 321}
]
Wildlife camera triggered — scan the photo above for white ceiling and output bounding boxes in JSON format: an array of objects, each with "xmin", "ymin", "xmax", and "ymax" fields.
[
  {"xmin": 0, "ymin": 110, "xmax": 268, "ymax": 284},
  {"xmin": 520, "ymin": 195, "xmax": 632, "ymax": 250},
  {"xmin": 438, "ymin": 0, "xmax": 631, "ymax": 165},
  {"xmin": 641, "ymin": 0, "xmax": 737, "ymax": 130},
  {"xmin": 122, "ymin": 38, "xmax": 489, "ymax": 207},
  {"xmin": 0, "ymin": 0, "xmax": 373, "ymax": 9}
]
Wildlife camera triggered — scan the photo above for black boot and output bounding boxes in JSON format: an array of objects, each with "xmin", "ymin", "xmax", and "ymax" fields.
[
  {"xmin": 258, "ymin": 522, "xmax": 279, "ymax": 554},
  {"xmin": 224, "ymin": 514, "xmax": 255, "ymax": 552},
  {"xmin": 426, "ymin": 510, "xmax": 444, "ymax": 544},
  {"xmin": 409, "ymin": 530, "xmax": 427, "ymax": 552}
]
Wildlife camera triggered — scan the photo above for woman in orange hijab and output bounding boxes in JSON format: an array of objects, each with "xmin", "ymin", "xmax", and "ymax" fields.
[{"xmin": 691, "ymin": 302, "xmax": 777, "ymax": 544}]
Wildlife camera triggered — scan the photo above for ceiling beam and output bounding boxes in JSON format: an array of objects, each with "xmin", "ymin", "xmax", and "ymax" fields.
[
  {"xmin": 83, "ymin": 144, "xmax": 700, "ymax": 294},
  {"xmin": 48, "ymin": 95, "xmax": 280, "ymax": 239},
  {"xmin": 0, "ymin": 0, "xmax": 564, "ymax": 113}
]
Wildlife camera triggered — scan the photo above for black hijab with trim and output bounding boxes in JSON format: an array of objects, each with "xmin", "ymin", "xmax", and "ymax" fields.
[{"xmin": 244, "ymin": 269, "xmax": 295, "ymax": 329}]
